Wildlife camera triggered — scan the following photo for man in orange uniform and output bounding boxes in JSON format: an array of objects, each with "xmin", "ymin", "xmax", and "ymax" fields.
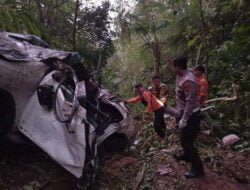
[
  {"xmin": 126, "ymin": 83, "xmax": 166, "ymax": 139},
  {"xmin": 193, "ymin": 65, "xmax": 208, "ymax": 107}
]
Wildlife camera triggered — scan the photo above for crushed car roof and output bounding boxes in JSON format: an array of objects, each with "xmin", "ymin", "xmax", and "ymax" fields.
[{"xmin": 0, "ymin": 32, "xmax": 80, "ymax": 63}]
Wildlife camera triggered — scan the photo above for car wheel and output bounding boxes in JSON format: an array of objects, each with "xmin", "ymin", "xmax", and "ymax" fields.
[
  {"xmin": 98, "ymin": 133, "xmax": 129, "ymax": 160},
  {"xmin": 0, "ymin": 89, "xmax": 15, "ymax": 138}
]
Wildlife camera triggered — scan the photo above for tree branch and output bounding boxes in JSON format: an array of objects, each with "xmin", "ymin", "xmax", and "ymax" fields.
[{"xmin": 53, "ymin": 0, "xmax": 69, "ymax": 10}]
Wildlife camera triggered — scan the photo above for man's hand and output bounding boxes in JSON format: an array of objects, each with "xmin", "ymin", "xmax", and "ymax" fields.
[
  {"xmin": 179, "ymin": 118, "xmax": 187, "ymax": 129},
  {"xmin": 143, "ymin": 112, "xmax": 152, "ymax": 122}
]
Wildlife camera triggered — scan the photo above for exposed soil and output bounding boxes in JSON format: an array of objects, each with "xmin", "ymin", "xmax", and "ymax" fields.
[
  {"xmin": 101, "ymin": 148, "xmax": 250, "ymax": 190},
  {"xmin": 0, "ymin": 121, "xmax": 250, "ymax": 190},
  {"xmin": 0, "ymin": 144, "xmax": 76, "ymax": 190}
]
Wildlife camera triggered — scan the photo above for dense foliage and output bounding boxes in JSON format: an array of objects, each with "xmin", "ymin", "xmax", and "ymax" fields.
[{"xmin": 104, "ymin": 0, "xmax": 250, "ymax": 147}]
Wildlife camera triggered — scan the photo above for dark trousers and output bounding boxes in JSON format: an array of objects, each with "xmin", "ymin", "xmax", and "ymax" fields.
[
  {"xmin": 181, "ymin": 111, "xmax": 204, "ymax": 173},
  {"xmin": 154, "ymin": 107, "xmax": 166, "ymax": 139}
]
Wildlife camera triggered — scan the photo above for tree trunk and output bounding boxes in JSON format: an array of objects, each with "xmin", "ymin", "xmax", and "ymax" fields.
[
  {"xmin": 72, "ymin": 0, "xmax": 80, "ymax": 51},
  {"xmin": 199, "ymin": 0, "xmax": 209, "ymax": 76},
  {"xmin": 96, "ymin": 53, "xmax": 103, "ymax": 86},
  {"xmin": 195, "ymin": 43, "xmax": 202, "ymax": 66},
  {"xmin": 152, "ymin": 42, "xmax": 161, "ymax": 76},
  {"xmin": 36, "ymin": 0, "xmax": 44, "ymax": 24}
]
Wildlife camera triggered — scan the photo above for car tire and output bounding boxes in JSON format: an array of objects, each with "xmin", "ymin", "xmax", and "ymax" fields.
[
  {"xmin": 98, "ymin": 133, "xmax": 129, "ymax": 160},
  {"xmin": 0, "ymin": 89, "xmax": 15, "ymax": 138}
]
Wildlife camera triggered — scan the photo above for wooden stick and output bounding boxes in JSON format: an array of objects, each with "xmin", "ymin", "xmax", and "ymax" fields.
[
  {"xmin": 205, "ymin": 96, "xmax": 237, "ymax": 103},
  {"xmin": 133, "ymin": 163, "xmax": 147, "ymax": 190}
]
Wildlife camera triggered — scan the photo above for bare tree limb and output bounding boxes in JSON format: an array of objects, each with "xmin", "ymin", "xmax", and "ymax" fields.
[{"xmin": 205, "ymin": 82, "xmax": 238, "ymax": 104}]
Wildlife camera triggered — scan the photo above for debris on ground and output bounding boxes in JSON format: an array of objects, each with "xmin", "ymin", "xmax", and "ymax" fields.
[
  {"xmin": 0, "ymin": 117, "xmax": 250, "ymax": 190},
  {"xmin": 156, "ymin": 164, "xmax": 173, "ymax": 175}
]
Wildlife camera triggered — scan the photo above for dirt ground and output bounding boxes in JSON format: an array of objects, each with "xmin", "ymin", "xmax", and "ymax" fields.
[{"xmin": 0, "ymin": 139, "xmax": 249, "ymax": 190}]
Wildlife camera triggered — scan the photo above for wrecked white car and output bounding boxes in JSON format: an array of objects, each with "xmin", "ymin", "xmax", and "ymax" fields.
[{"xmin": 0, "ymin": 32, "xmax": 137, "ymax": 188}]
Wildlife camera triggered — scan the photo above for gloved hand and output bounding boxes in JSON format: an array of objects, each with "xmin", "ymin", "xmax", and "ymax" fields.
[{"xmin": 179, "ymin": 118, "xmax": 187, "ymax": 129}]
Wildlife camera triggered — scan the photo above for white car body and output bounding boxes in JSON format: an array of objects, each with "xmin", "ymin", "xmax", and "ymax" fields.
[{"xmin": 0, "ymin": 32, "xmax": 136, "ymax": 178}]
